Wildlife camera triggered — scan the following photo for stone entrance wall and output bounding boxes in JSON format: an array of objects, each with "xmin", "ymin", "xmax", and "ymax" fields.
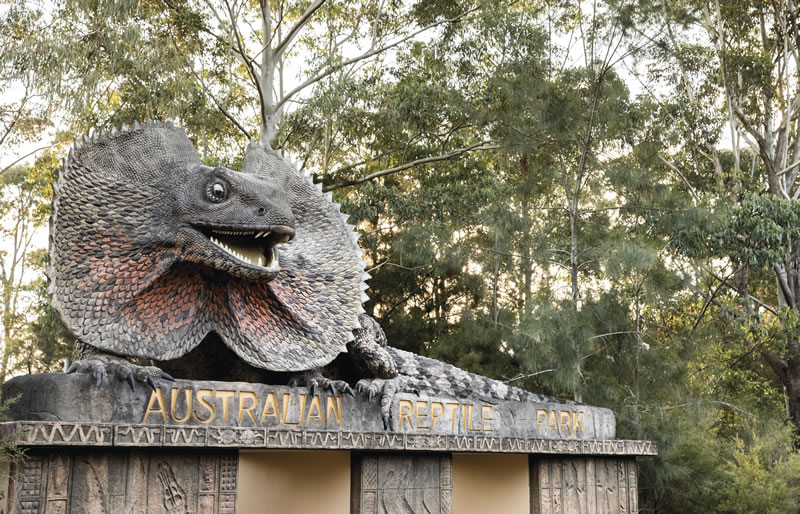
[
  {"xmin": 7, "ymin": 449, "xmax": 237, "ymax": 514},
  {"xmin": 351, "ymin": 453, "xmax": 453, "ymax": 514},
  {"xmin": 0, "ymin": 447, "xmax": 642, "ymax": 513},
  {"xmin": 0, "ymin": 373, "xmax": 655, "ymax": 513},
  {"xmin": 531, "ymin": 457, "xmax": 638, "ymax": 514}
]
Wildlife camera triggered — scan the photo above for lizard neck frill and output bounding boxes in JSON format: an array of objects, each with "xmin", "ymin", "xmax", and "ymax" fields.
[{"xmin": 49, "ymin": 123, "xmax": 369, "ymax": 372}]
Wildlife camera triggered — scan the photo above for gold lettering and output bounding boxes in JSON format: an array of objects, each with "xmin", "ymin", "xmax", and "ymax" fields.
[
  {"xmin": 299, "ymin": 394, "xmax": 307, "ymax": 425},
  {"xmin": 481, "ymin": 405, "xmax": 494, "ymax": 432},
  {"xmin": 445, "ymin": 403, "xmax": 460, "ymax": 431},
  {"xmin": 399, "ymin": 400, "xmax": 414, "ymax": 429},
  {"xmin": 170, "ymin": 387, "xmax": 192, "ymax": 422},
  {"xmin": 573, "ymin": 411, "xmax": 584, "ymax": 435},
  {"xmin": 416, "ymin": 401, "xmax": 430, "ymax": 429},
  {"xmin": 326, "ymin": 396, "xmax": 342, "ymax": 427},
  {"xmin": 238, "ymin": 391, "xmax": 258, "ymax": 425},
  {"xmin": 548, "ymin": 410, "xmax": 559, "ymax": 435},
  {"xmin": 281, "ymin": 393, "xmax": 301, "ymax": 425},
  {"xmin": 306, "ymin": 396, "xmax": 323, "ymax": 425},
  {"xmin": 431, "ymin": 402, "xmax": 444, "ymax": 429},
  {"xmin": 216, "ymin": 390, "xmax": 236, "ymax": 423},
  {"xmin": 468, "ymin": 404, "xmax": 482, "ymax": 432},
  {"xmin": 259, "ymin": 392, "xmax": 280, "ymax": 424},
  {"xmin": 143, "ymin": 387, "xmax": 168, "ymax": 422},
  {"xmin": 194, "ymin": 389, "xmax": 215, "ymax": 423},
  {"xmin": 560, "ymin": 410, "xmax": 572, "ymax": 435},
  {"xmin": 537, "ymin": 409, "xmax": 548, "ymax": 434}
]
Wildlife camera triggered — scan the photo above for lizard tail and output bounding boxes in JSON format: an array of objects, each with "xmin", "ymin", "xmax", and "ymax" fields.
[{"xmin": 386, "ymin": 346, "xmax": 574, "ymax": 405}]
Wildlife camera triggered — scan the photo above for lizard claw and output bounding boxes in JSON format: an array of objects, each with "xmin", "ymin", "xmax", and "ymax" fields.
[
  {"xmin": 355, "ymin": 376, "xmax": 414, "ymax": 431},
  {"xmin": 356, "ymin": 383, "xmax": 364, "ymax": 394},
  {"xmin": 65, "ymin": 356, "xmax": 171, "ymax": 392},
  {"xmin": 288, "ymin": 370, "xmax": 352, "ymax": 398}
]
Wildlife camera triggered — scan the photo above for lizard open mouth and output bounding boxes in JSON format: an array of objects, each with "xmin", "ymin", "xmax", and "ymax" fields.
[{"xmin": 200, "ymin": 226, "xmax": 295, "ymax": 270}]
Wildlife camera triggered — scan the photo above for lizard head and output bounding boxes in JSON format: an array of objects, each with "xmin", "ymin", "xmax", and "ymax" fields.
[{"xmin": 176, "ymin": 164, "xmax": 297, "ymax": 282}]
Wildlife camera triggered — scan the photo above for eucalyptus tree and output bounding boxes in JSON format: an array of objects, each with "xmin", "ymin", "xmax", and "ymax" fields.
[
  {"xmin": 653, "ymin": 0, "xmax": 800, "ymax": 436},
  {"xmin": 45, "ymin": 0, "xmax": 487, "ymax": 172},
  {"xmin": 0, "ymin": 0, "xmax": 71, "ymax": 173}
]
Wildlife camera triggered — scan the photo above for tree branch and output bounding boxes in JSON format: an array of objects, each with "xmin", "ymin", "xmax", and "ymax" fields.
[
  {"xmin": 658, "ymin": 155, "xmax": 699, "ymax": 203},
  {"xmin": 705, "ymin": 268, "xmax": 778, "ymax": 315},
  {"xmin": 323, "ymin": 143, "xmax": 500, "ymax": 192},
  {"xmin": 175, "ymin": 41, "xmax": 253, "ymax": 139},
  {"xmin": 774, "ymin": 263, "xmax": 796, "ymax": 308},
  {"xmin": 274, "ymin": 5, "xmax": 480, "ymax": 113},
  {"xmin": 0, "ymin": 144, "xmax": 58, "ymax": 175},
  {"xmin": 273, "ymin": 0, "xmax": 326, "ymax": 59}
]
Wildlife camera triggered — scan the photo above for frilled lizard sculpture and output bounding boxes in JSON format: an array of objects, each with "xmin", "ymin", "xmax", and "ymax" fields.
[{"xmin": 49, "ymin": 121, "xmax": 565, "ymax": 427}]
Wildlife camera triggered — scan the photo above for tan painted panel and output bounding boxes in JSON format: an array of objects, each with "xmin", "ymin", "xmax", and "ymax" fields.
[
  {"xmin": 238, "ymin": 450, "xmax": 350, "ymax": 514},
  {"xmin": 453, "ymin": 453, "xmax": 529, "ymax": 514}
]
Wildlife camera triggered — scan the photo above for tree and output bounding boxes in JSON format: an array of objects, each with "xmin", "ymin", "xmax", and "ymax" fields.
[
  {"xmin": 653, "ymin": 0, "xmax": 800, "ymax": 436},
  {"xmin": 0, "ymin": 0, "xmax": 70, "ymax": 173},
  {"xmin": 0, "ymin": 157, "xmax": 70, "ymax": 384}
]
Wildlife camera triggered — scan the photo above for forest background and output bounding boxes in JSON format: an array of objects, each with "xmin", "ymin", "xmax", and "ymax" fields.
[{"xmin": 2, "ymin": 0, "xmax": 800, "ymax": 511}]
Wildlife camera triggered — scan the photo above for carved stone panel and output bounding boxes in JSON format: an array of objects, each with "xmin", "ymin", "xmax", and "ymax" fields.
[
  {"xmin": 9, "ymin": 449, "xmax": 237, "ymax": 514},
  {"xmin": 4, "ymin": 374, "xmax": 619, "ymax": 441},
  {"xmin": 352, "ymin": 453, "xmax": 453, "ymax": 514},
  {"xmin": 531, "ymin": 456, "xmax": 638, "ymax": 514}
]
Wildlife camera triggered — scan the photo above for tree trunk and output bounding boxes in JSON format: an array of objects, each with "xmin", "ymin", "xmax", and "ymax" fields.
[
  {"xmin": 492, "ymin": 231, "xmax": 500, "ymax": 325},
  {"xmin": 762, "ymin": 348, "xmax": 800, "ymax": 442},
  {"xmin": 520, "ymin": 155, "xmax": 533, "ymax": 317},
  {"xmin": 782, "ymin": 360, "xmax": 800, "ymax": 438}
]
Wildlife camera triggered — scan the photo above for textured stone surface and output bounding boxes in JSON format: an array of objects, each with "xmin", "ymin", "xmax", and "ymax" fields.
[
  {"xmin": 3, "ymin": 420, "xmax": 657, "ymax": 456},
  {"xmin": 530, "ymin": 456, "xmax": 638, "ymax": 513},
  {"xmin": 7, "ymin": 448, "xmax": 237, "ymax": 514},
  {"xmin": 4, "ymin": 373, "xmax": 615, "ymax": 440},
  {"xmin": 353, "ymin": 453, "xmax": 453, "ymax": 514}
]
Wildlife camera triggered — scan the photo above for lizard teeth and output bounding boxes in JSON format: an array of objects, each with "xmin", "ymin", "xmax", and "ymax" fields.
[{"xmin": 209, "ymin": 232, "xmax": 279, "ymax": 269}]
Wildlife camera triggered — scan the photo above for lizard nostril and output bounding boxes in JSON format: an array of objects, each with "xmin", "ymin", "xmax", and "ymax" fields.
[{"xmin": 257, "ymin": 207, "xmax": 266, "ymax": 216}]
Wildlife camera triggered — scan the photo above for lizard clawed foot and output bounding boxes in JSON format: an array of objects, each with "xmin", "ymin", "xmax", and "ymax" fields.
[
  {"xmin": 355, "ymin": 376, "xmax": 410, "ymax": 430},
  {"xmin": 66, "ymin": 356, "xmax": 174, "ymax": 392},
  {"xmin": 288, "ymin": 369, "xmax": 355, "ymax": 398}
]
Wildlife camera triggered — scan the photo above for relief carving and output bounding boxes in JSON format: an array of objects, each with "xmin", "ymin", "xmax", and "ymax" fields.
[
  {"xmin": 3, "ymin": 420, "xmax": 658, "ymax": 456},
  {"xmin": 6, "ymin": 448, "xmax": 239, "ymax": 514},
  {"xmin": 157, "ymin": 462, "xmax": 187, "ymax": 513},
  {"xmin": 355, "ymin": 454, "xmax": 452, "ymax": 514}
]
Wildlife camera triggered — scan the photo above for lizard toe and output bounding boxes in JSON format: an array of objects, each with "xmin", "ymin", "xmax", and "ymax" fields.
[{"xmin": 65, "ymin": 357, "xmax": 172, "ymax": 391}]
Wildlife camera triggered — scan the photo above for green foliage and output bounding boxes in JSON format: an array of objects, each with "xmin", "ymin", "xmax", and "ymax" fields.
[
  {"xmin": 718, "ymin": 422, "xmax": 800, "ymax": 513},
  {"xmin": 0, "ymin": 394, "xmax": 25, "ymax": 471},
  {"xmin": 719, "ymin": 194, "xmax": 800, "ymax": 268}
]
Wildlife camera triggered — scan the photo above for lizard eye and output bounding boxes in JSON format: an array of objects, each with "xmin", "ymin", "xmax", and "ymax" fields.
[{"xmin": 207, "ymin": 182, "xmax": 227, "ymax": 202}]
